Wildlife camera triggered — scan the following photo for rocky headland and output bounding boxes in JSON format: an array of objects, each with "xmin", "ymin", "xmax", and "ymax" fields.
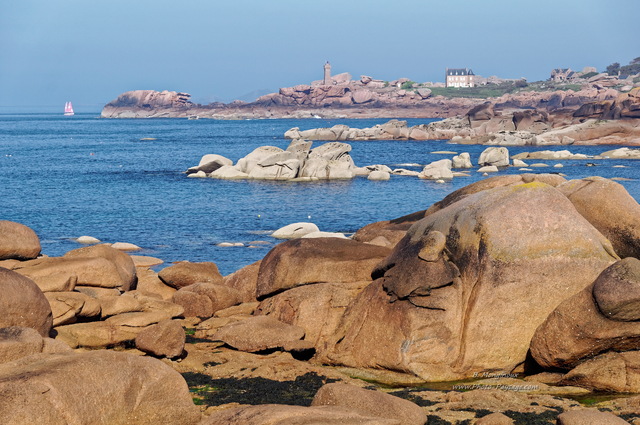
[
  {"xmin": 100, "ymin": 68, "xmax": 639, "ymax": 120},
  {"xmin": 3, "ymin": 173, "xmax": 640, "ymax": 424}
]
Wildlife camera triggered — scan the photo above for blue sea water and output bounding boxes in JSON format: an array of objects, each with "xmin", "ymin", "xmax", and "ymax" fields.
[{"xmin": 1, "ymin": 113, "xmax": 638, "ymax": 275}]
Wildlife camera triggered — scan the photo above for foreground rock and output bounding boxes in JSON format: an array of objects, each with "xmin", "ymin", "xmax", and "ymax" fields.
[
  {"xmin": 0, "ymin": 268, "xmax": 52, "ymax": 336},
  {"xmin": 311, "ymin": 383, "xmax": 427, "ymax": 425},
  {"xmin": 158, "ymin": 261, "xmax": 223, "ymax": 289},
  {"xmin": 530, "ymin": 259, "xmax": 640, "ymax": 370},
  {"xmin": 560, "ymin": 350, "xmax": 640, "ymax": 393},
  {"xmin": 321, "ymin": 180, "xmax": 617, "ymax": 380},
  {"xmin": 213, "ymin": 315, "xmax": 305, "ymax": 352},
  {"xmin": 135, "ymin": 319, "xmax": 186, "ymax": 359},
  {"xmin": 201, "ymin": 404, "xmax": 400, "ymax": 425},
  {"xmin": 0, "ymin": 220, "xmax": 41, "ymax": 260},
  {"xmin": 0, "ymin": 350, "xmax": 201, "ymax": 424},
  {"xmin": 558, "ymin": 176, "xmax": 640, "ymax": 259},
  {"xmin": 256, "ymin": 238, "xmax": 391, "ymax": 299}
]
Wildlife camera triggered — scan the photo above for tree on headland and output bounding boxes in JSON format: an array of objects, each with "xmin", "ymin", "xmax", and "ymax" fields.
[
  {"xmin": 606, "ymin": 62, "xmax": 620, "ymax": 76},
  {"xmin": 606, "ymin": 57, "xmax": 640, "ymax": 77}
]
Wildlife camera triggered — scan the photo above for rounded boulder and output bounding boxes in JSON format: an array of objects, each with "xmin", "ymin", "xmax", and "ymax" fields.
[
  {"xmin": 0, "ymin": 268, "xmax": 52, "ymax": 337},
  {"xmin": 159, "ymin": 261, "xmax": 223, "ymax": 289},
  {"xmin": 0, "ymin": 221, "xmax": 41, "ymax": 260},
  {"xmin": 593, "ymin": 257, "xmax": 640, "ymax": 321}
]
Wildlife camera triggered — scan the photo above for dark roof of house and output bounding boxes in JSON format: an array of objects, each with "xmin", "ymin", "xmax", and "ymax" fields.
[{"xmin": 447, "ymin": 68, "xmax": 474, "ymax": 76}]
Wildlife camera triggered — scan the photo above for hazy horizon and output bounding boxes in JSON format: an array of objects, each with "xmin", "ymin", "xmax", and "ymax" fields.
[{"xmin": 1, "ymin": 0, "xmax": 638, "ymax": 113}]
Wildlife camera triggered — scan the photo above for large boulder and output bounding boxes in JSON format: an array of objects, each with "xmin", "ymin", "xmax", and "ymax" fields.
[
  {"xmin": 135, "ymin": 319, "xmax": 185, "ymax": 359},
  {"xmin": 0, "ymin": 351, "xmax": 201, "ymax": 425},
  {"xmin": 271, "ymin": 222, "xmax": 320, "ymax": 239},
  {"xmin": 248, "ymin": 152, "xmax": 301, "ymax": 180},
  {"xmin": 55, "ymin": 311, "xmax": 173, "ymax": 349},
  {"xmin": 0, "ymin": 326, "xmax": 44, "ymax": 364},
  {"xmin": 478, "ymin": 146, "xmax": 510, "ymax": 167},
  {"xmin": 467, "ymin": 101, "xmax": 495, "ymax": 124},
  {"xmin": 452, "ymin": 152, "xmax": 472, "ymax": 168},
  {"xmin": 63, "ymin": 244, "xmax": 137, "ymax": 291},
  {"xmin": 530, "ymin": 260, "xmax": 640, "ymax": 370},
  {"xmin": 560, "ymin": 350, "xmax": 640, "ymax": 393},
  {"xmin": 45, "ymin": 291, "xmax": 101, "ymax": 326},
  {"xmin": 0, "ymin": 221, "xmax": 41, "ymax": 260},
  {"xmin": 419, "ymin": 159, "xmax": 453, "ymax": 180},
  {"xmin": 236, "ymin": 146, "xmax": 284, "ymax": 174},
  {"xmin": 186, "ymin": 153, "xmax": 232, "ymax": 174},
  {"xmin": 299, "ymin": 142, "xmax": 356, "ymax": 179},
  {"xmin": 0, "ymin": 268, "xmax": 52, "ymax": 337},
  {"xmin": 135, "ymin": 267, "xmax": 176, "ymax": 300},
  {"xmin": 212, "ymin": 315, "xmax": 305, "ymax": 352},
  {"xmin": 558, "ymin": 177, "xmax": 640, "ymax": 259},
  {"xmin": 311, "ymin": 383, "xmax": 427, "ymax": 425},
  {"xmin": 14, "ymin": 256, "xmax": 131, "ymax": 292},
  {"xmin": 158, "ymin": 261, "xmax": 223, "ymax": 289},
  {"xmin": 222, "ymin": 260, "xmax": 261, "ymax": 302},
  {"xmin": 322, "ymin": 181, "xmax": 618, "ymax": 380},
  {"xmin": 210, "ymin": 165, "xmax": 249, "ymax": 180},
  {"xmin": 352, "ymin": 210, "xmax": 428, "ymax": 248},
  {"xmin": 256, "ymin": 281, "xmax": 370, "ymax": 353},
  {"xmin": 172, "ymin": 282, "xmax": 241, "ymax": 318},
  {"xmin": 200, "ymin": 404, "xmax": 399, "ymax": 425},
  {"xmin": 592, "ymin": 257, "xmax": 640, "ymax": 321},
  {"xmin": 556, "ymin": 410, "xmax": 631, "ymax": 425},
  {"xmin": 256, "ymin": 238, "xmax": 391, "ymax": 300}
]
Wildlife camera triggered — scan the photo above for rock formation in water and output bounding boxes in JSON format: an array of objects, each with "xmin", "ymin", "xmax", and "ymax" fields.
[{"xmin": 285, "ymin": 102, "xmax": 640, "ymax": 146}]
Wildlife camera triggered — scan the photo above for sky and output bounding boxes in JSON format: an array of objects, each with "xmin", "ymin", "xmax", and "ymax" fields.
[{"xmin": 1, "ymin": 0, "xmax": 638, "ymax": 112}]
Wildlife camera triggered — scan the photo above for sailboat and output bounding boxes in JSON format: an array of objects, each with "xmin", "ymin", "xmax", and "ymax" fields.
[{"xmin": 64, "ymin": 102, "xmax": 74, "ymax": 116}]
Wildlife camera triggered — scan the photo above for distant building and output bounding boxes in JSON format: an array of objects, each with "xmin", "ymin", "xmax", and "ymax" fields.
[
  {"xmin": 446, "ymin": 68, "xmax": 475, "ymax": 88},
  {"xmin": 550, "ymin": 68, "xmax": 576, "ymax": 82},
  {"xmin": 323, "ymin": 62, "xmax": 332, "ymax": 85}
]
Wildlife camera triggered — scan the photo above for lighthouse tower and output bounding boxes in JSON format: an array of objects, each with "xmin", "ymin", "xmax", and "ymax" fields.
[{"xmin": 323, "ymin": 61, "xmax": 332, "ymax": 85}]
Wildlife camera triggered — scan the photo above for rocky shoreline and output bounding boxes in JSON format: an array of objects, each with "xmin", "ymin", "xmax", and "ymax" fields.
[
  {"xmin": 2, "ymin": 173, "xmax": 640, "ymax": 424},
  {"xmin": 100, "ymin": 72, "xmax": 633, "ymax": 121},
  {"xmin": 285, "ymin": 88, "xmax": 640, "ymax": 146}
]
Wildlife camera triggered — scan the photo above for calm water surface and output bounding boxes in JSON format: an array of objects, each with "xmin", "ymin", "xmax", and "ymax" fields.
[{"xmin": 1, "ymin": 113, "xmax": 638, "ymax": 274}]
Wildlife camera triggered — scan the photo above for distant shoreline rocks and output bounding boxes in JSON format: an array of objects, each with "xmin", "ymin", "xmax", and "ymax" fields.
[
  {"xmin": 285, "ymin": 114, "xmax": 640, "ymax": 146},
  {"xmin": 99, "ymin": 84, "xmax": 638, "ymax": 121},
  {"xmin": 186, "ymin": 139, "xmax": 640, "ymax": 186}
]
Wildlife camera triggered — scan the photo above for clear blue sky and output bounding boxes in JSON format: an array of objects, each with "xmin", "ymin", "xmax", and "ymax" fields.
[{"xmin": 1, "ymin": 0, "xmax": 638, "ymax": 112}]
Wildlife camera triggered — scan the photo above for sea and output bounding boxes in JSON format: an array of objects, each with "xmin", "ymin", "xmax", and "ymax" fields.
[{"xmin": 1, "ymin": 113, "xmax": 638, "ymax": 275}]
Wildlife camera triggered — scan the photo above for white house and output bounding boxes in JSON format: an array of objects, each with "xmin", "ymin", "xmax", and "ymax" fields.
[{"xmin": 446, "ymin": 68, "xmax": 475, "ymax": 88}]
